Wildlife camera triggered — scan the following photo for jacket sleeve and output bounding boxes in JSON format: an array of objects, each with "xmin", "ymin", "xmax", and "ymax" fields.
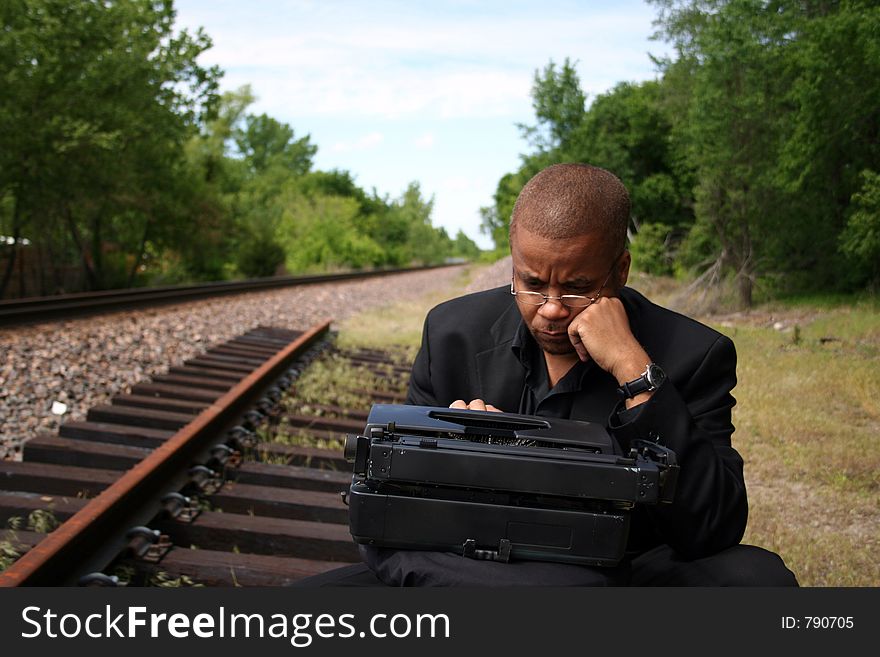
[
  {"xmin": 405, "ymin": 313, "xmax": 440, "ymax": 406},
  {"xmin": 608, "ymin": 334, "xmax": 747, "ymax": 559}
]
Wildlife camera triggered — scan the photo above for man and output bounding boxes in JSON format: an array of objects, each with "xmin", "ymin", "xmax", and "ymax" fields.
[
  {"xmin": 298, "ymin": 162, "xmax": 797, "ymax": 586},
  {"xmin": 358, "ymin": 163, "xmax": 797, "ymax": 586}
]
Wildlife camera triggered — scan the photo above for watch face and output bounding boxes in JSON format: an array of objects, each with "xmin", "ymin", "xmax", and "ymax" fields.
[{"xmin": 646, "ymin": 363, "xmax": 666, "ymax": 389}]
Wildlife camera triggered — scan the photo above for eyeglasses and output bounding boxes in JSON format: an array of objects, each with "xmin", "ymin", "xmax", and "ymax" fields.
[{"xmin": 510, "ymin": 262, "xmax": 616, "ymax": 308}]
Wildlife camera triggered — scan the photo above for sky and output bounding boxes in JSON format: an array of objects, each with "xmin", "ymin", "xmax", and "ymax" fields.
[{"xmin": 174, "ymin": 0, "xmax": 671, "ymax": 250}]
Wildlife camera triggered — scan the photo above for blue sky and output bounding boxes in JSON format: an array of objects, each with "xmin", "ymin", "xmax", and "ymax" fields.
[{"xmin": 175, "ymin": 1, "xmax": 670, "ymax": 249}]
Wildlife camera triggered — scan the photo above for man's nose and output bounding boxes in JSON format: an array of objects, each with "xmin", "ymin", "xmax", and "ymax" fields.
[{"xmin": 537, "ymin": 297, "xmax": 571, "ymax": 320}]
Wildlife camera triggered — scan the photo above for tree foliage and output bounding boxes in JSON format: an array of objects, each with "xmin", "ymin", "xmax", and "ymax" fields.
[
  {"xmin": 482, "ymin": 62, "xmax": 692, "ymax": 272},
  {"xmin": 653, "ymin": 0, "xmax": 880, "ymax": 302},
  {"xmin": 484, "ymin": 1, "xmax": 880, "ymax": 305},
  {"xmin": 0, "ymin": 2, "xmax": 469, "ymax": 297},
  {"xmin": 840, "ymin": 170, "xmax": 880, "ymax": 287},
  {"xmin": 0, "ymin": 0, "xmax": 220, "ymax": 294}
]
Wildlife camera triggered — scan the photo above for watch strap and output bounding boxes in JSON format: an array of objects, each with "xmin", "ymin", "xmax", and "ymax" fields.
[
  {"xmin": 619, "ymin": 375, "xmax": 651, "ymax": 399},
  {"xmin": 617, "ymin": 363, "xmax": 660, "ymax": 399}
]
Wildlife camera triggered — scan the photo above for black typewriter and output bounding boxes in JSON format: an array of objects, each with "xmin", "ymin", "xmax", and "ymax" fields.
[{"xmin": 344, "ymin": 404, "xmax": 679, "ymax": 567}]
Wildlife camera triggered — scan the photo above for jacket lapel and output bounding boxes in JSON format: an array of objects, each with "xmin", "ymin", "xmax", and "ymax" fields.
[{"xmin": 475, "ymin": 301, "xmax": 526, "ymax": 412}]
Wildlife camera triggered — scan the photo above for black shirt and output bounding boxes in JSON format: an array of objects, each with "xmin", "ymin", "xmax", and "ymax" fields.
[{"xmin": 510, "ymin": 320, "xmax": 640, "ymax": 426}]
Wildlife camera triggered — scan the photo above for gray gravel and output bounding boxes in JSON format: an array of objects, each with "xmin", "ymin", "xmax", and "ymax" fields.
[
  {"xmin": 0, "ymin": 266, "xmax": 471, "ymax": 460},
  {"xmin": 464, "ymin": 255, "xmax": 511, "ymax": 294}
]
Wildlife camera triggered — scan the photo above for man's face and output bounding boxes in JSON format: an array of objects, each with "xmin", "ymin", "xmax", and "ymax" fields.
[{"xmin": 510, "ymin": 226, "xmax": 630, "ymax": 356}]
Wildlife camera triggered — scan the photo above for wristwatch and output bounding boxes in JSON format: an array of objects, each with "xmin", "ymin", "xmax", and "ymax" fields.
[{"xmin": 618, "ymin": 363, "xmax": 666, "ymax": 399}]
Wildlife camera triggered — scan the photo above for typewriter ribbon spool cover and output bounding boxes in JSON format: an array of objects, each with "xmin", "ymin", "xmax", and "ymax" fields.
[{"xmin": 344, "ymin": 405, "xmax": 679, "ymax": 566}]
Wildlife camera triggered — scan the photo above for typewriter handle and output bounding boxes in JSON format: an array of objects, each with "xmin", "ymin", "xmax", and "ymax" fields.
[
  {"xmin": 628, "ymin": 439, "xmax": 677, "ymax": 466},
  {"xmin": 629, "ymin": 439, "xmax": 680, "ymax": 504}
]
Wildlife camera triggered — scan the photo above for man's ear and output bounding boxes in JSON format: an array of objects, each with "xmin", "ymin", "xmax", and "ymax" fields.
[{"xmin": 617, "ymin": 250, "xmax": 631, "ymax": 287}]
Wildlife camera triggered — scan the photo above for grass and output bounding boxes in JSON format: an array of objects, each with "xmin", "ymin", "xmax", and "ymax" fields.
[
  {"xmin": 706, "ymin": 304, "xmax": 880, "ymax": 586},
  {"xmin": 262, "ymin": 346, "xmax": 422, "ymax": 452},
  {"xmin": 0, "ymin": 533, "xmax": 21, "ymax": 571},
  {"xmin": 0, "ymin": 510, "xmax": 61, "ymax": 572},
  {"xmin": 335, "ymin": 265, "xmax": 477, "ymax": 351}
]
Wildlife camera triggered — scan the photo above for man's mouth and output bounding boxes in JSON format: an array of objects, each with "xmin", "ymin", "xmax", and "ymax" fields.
[
  {"xmin": 531, "ymin": 326, "xmax": 577, "ymax": 355},
  {"xmin": 539, "ymin": 328, "xmax": 569, "ymax": 340}
]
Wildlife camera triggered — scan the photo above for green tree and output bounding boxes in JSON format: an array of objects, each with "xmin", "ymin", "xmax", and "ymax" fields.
[
  {"xmin": 451, "ymin": 229, "xmax": 482, "ymax": 260},
  {"xmin": 652, "ymin": 0, "xmax": 880, "ymax": 300},
  {"xmin": 0, "ymin": 0, "xmax": 220, "ymax": 295},
  {"xmin": 776, "ymin": 0, "xmax": 880, "ymax": 289},
  {"xmin": 482, "ymin": 62, "xmax": 694, "ymax": 269},
  {"xmin": 277, "ymin": 193, "xmax": 384, "ymax": 272},
  {"xmin": 235, "ymin": 113, "xmax": 316, "ymax": 176},
  {"xmin": 839, "ymin": 170, "xmax": 880, "ymax": 287},
  {"xmin": 396, "ymin": 182, "xmax": 442, "ymax": 264},
  {"xmin": 569, "ymin": 81, "xmax": 693, "ymax": 231},
  {"xmin": 518, "ymin": 58, "xmax": 587, "ymax": 152}
]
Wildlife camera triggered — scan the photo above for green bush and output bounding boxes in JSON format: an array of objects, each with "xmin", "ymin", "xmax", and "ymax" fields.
[
  {"xmin": 630, "ymin": 222, "xmax": 674, "ymax": 275},
  {"xmin": 674, "ymin": 218, "xmax": 719, "ymax": 276},
  {"xmin": 840, "ymin": 170, "xmax": 880, "ymax": 287},
  {"xmin": 237, "ymin": 234, "xmax": 286, "ymax": 278}
]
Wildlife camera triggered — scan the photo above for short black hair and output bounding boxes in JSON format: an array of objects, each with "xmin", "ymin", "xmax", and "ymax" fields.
[{"xmin": 510, "ymin": 163, "xmax": 630, "ymax": 255}]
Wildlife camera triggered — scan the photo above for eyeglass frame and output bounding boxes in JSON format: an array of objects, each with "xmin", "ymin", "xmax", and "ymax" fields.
[{"xmin": 509, "ymin": 254, "xmax": 622, "ymax": 309}]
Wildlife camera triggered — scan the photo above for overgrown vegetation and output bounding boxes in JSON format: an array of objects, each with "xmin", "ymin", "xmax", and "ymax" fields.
[
  {"xmin": 0, "ymin": 530, "xmax": 21, "ymax": 571},
  {"xmin": 0, "ymin": 509, "xmax": 61, "ymax": 572},
  {"xmin": 261, "ymin": 351, "xmax": 412, "ymax": 451},
  {"xmin": 149, "ymin": 571, "xmax": 203, "ymax": 587}
]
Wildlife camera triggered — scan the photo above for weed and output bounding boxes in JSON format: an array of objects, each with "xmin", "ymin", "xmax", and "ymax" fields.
[
  {"xmin": 150, "ymin": 571, "xmax": 203, "ymax": 587},
  {"xmin": 0, "ymin": 532, "xmax": 21, "ymax": 571},
  {"xmin": 112, "ymin": 564, "xmax": 137, "ymax": 586},
  {"xmin": 27, "ymin": 509, "xmax": 59, "ymax": 534}
]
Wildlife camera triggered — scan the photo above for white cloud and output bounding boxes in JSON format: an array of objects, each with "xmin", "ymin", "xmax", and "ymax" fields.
[
  {"xmin": 413, "ymin": 132, "xmax": 435, "ymax": 149},
  {"xmin": 174, "ymin": 1, "xmax": 667, "ymax": 250},
  {"xmin": 179, "ymin": 2, "xmax": 666, "ymax": 121},
  {"xmin": 331, "ymin": 131, "xmax": 384, "ymax": 153},
  {"xmin": 213, "ymin": 63, "xmax": 531, "ymax": 121}
]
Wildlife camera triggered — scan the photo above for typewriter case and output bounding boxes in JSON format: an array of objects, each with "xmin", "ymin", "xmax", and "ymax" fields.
[{"xmin": 345, "ymin": 405, "xmax": 678, "ymax": 567}]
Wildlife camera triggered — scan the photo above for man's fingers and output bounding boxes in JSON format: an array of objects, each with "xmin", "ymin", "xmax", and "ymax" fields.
[
  {"xmin": 569, "ymin": 326, "xmax": 590, "ymax": 362},
  {"xmin": 449, "ymin": 399, "xmax": 503, "ymax": 412}
]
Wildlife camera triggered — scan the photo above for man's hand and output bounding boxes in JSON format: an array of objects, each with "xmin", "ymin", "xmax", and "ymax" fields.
[
  {"xmin": 567, "ymin": 297, "xmax": 652, "ymax": 404},
  {"xmin": 450, "ymin": 399, "xmax": 503, "ymax": 412}
]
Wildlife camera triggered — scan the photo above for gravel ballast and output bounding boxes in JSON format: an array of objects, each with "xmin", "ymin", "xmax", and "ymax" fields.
[{"xmin": 1, "ymin": 265, "xmax": 492, "ymax": 460}]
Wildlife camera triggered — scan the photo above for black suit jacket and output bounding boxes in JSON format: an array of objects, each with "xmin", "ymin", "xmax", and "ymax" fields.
[{"xmin": 406, "ymin": 285, "xmax": 748, "ymax": 558}]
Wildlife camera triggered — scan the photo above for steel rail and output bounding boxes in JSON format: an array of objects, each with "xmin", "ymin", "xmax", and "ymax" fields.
[
  {"xmin": 0, "ymin": 319, "xmax": 333, "ymax": 586},
  {"xmin": 0, "ymin": 263, "xmax": 459, "ymax": 327}
]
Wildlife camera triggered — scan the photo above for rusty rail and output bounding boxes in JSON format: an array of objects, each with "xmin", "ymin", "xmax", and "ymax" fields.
[{"xmin": 0, "ymin": 321, "xmax": 334, "ymax": 586}]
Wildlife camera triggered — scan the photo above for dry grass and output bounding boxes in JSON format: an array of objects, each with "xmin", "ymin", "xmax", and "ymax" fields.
[
  {"xmin": 263, "ymin": 348, "xmax": 418, "ymax": 449},
  {"xmin": 335, "ymin": 265, "xmax": 478, "ymax": 351},
  {"xmin": 703, "ymin": 301, "xmax": 880, "ymax": 586}
]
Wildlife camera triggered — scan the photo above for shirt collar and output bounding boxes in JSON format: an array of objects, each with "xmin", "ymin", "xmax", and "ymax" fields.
[{"xmin": 510, "ymin": 319, "xmax": 591, "ymax": 401}]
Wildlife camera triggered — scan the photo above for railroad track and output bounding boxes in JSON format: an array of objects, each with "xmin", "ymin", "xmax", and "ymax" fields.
[
  {"xmin": 0, "ymin": 263, "xmax": 457, "ymax": 327},
  {"xmin": 0, "ymin": 321, "xmax": 410, "ymax": 586}
]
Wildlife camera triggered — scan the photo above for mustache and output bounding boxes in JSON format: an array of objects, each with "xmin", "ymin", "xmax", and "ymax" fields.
[{"xmin": 537, "ymin": 323, "xmax": 569, "ymax": 333}]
